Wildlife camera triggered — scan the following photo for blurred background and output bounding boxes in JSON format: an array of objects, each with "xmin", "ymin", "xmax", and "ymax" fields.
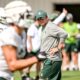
[{"xmin": 0, "ymin": 0, "xmax": 80, "ymax": 22}]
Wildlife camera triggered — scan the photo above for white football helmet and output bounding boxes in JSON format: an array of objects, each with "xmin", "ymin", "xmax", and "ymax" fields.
[
  {"xmin": 66, "ymin": 13, "xmax": 73, "ymax": 20},
  {"xmin": 4, "ymin": 0, "xmax": 32, "ymax": 28},
  {"xmin": 0, "ymin": 7, "xmax": 6, "ymax": 17},
  {"xmin": 26, "ymin": 5, "xmax": 33, "ymax": 16}
]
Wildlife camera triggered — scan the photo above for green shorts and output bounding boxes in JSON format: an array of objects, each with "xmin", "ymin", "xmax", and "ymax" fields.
[
  {"xmin": 76, "ymin": 39, "xmax": 80, "ymax": 52},
  {"xmin": 64, "ymin": 43, "xmax": 78, "ymax": 54},
  {"xmin": 41, "ymin": 59, "xmax": 62, "ymax": 80}
]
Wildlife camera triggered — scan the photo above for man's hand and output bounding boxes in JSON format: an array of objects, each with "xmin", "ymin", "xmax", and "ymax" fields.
[
  {"xmin": 62, "ymin": 8, "xmax": 68, "ymax": 15},
  {"xmin": 49, "ymin": 48, "xmax": 58, "ymax": 56}
]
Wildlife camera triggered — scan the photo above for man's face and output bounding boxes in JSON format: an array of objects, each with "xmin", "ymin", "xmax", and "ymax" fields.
[{"xmin": 37, "ymin": 17, "xmax": 48, "ymax": 26}]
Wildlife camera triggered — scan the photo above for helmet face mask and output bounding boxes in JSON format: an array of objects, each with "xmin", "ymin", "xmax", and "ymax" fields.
[
  {"xmin": 0, "ymin": 7, "xmax": 7, "ymax": 24},
  {"xmin": 5, "ymin": 0, "xmax": 33, "ymax": 28}
]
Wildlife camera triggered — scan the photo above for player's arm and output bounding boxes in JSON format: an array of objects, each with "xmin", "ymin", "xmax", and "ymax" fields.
[
  {"xmin": 53, "ymin": 8, "xmax": 67, "ymax": 25},
  {"xmin": 27, "ymin": 26, "xmax": 34, "ymax": 53},
  {"xmin": 27, "ymin": 35, "xmax": 33, "ymax": 53},
  {"xmin": 2, "ymin": 45, "xmax": 38, "ymax": 71}
]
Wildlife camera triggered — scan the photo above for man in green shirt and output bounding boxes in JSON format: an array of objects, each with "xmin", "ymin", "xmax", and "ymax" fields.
[{"xmin": 62, "ymin": 13, "xmax": 79, "ymax": 71}]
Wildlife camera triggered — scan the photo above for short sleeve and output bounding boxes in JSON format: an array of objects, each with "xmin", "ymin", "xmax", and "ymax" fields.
[
  {"xmin": 0, "ymin": 29, "xmax": 18, "ymax": 47},
  {"xmin": 27, "ymin": 25, "xmax": 35, "ymax": 37}
]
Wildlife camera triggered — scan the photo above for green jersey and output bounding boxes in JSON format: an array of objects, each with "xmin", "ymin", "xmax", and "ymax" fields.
[{"xmin": 63, "ymin": 22, "xmax": 78, "ymax": 43}]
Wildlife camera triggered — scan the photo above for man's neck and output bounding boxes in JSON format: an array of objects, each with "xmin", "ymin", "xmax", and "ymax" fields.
[{"xmin": 14, "ymin": 25, "xmax": 23, "ymax": 36}]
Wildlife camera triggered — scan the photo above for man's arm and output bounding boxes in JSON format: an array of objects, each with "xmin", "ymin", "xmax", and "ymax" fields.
[
  {"xmin": 53, "ymin": 8, "xmax": 67, "ymax": 25},
  {"xmin": 49, "ymin": 24, "xmax": 68, "ymax": 55},
  {"xmin": 27, "ymin": 35, "xmax": 33, "ymax": 53},
  {"xmin": 2, "ymin": 45, "xmax": 38, "ymax": 71}
]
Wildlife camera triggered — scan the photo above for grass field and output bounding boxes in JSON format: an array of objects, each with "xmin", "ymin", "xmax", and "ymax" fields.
[
  {"xmin": 14, "ymin": 71, "xmax": 80, "ymax": 80},
  {"xmin": 62, "ymin": 71, "xmax": 80, "ymax": 80}
]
